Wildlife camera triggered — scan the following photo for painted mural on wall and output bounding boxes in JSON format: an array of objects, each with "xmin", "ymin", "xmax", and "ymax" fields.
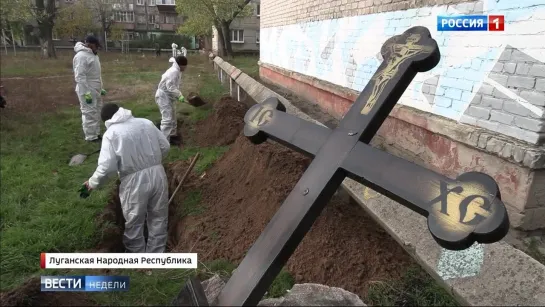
[{"xmin": 260, "ymin": 0, "xmax": 545, "ymax": 143}]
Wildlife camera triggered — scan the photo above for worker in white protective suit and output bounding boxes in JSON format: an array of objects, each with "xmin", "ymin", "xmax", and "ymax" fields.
[
  {"xmin": 73, "ymin": 36, "xmax": 106, "ymax": 142},
  {"xmin": 171, "ymin": 43, "xmax": 178, "ymax": 58},
  {"xmin": 155, "ymin": 55, "xmax": 188, "ymax": 146},
  {"xmin": 83, "ymin": 103, "xmax": 171, "ymax": 253}
]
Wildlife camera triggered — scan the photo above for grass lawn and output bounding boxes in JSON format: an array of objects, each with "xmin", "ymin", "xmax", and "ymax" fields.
[
  {"xmin": 0, "ymin": 52, "xmax": 225, "ymax": 294},
  {"xmin": 229, "ymin": 55, "xmax": 260, "ymax": 79},
  {"xmin": 0, "ymin": 51, "xmax": 295, "ymax": 305}
]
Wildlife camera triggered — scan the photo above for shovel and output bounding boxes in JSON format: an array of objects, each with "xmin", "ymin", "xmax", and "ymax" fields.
[
  {"xmin": 69, "ymin": 149, "xmax": 100, "ymax": 166},
  {"xmin": 186, "ymin": 92, "xmax": 206, "ymax": 107}
]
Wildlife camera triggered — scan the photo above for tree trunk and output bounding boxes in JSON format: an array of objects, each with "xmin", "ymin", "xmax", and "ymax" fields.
[
  {"xmin": 36, "ymin": 0, "xmax": 57, "ymax": 59},
  {"xmin": 144, "ymin": 0, "xmax": 149, "ymax": 39},
  {"xmin": 221, "ymin": 21, "xmax": 233, "ymax": 59},
  {"xmin": 10, "ymin": 26, "xmax": 16, "ymax": 56},
  {"xmin": 2, "ymin": 28, "xmax": 8, "ymax": 55},
  {"xmin": 214, "ymin": 23, "xmax": 227, "ymax": 57}
]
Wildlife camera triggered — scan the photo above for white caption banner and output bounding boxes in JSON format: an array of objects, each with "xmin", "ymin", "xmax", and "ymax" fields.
[{"xmin": 41, "ymin": 253, "xmax": 198, "ymax": 269}]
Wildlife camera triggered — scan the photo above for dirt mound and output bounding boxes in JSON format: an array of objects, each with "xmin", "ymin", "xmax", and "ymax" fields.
[
  {"xmin": 170, "ymin": 133, "xmax": 413, "ymax": 297},
  {"xmin": 2, "ymin": 95, "xmax": 413, "ymax": 304},
  {"xmin": 192, "ymin": 96, "xmax": 247, "ymax": 147}
]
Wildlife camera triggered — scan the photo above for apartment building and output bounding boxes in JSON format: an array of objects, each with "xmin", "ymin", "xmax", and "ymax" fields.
[
  {"xmin": 109, "ymin": 0, "xmax": 182, "ymax": 42},
  {"xmin": 40, "ymin": 0, "xmax": 187, "ymax": 47},
  {"xmin": 212, "ymin": 0, "xmax": 260, "ymax": 54}
]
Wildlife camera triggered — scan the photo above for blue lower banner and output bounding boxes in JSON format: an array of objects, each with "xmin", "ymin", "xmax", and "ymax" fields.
[{"xmin": 41, "ymin": 276, "xmax": 130, "ymax": 292}]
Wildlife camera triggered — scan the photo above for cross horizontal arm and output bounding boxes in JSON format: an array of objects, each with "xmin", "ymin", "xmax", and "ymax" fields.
[
  {"xmin": 342, "ymin": 142, "xmax": 509, "ymax": 250},
  {"xmin": 243, "ymin": 98, "xmax": 332, "ymax": 156}
]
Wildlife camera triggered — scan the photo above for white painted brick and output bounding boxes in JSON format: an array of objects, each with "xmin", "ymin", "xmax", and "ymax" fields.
[
  {"xmin": 529, "ymin": 64, "xmax": 545, "ymax": 78},
  {"xmin": 488, "ymin": 73, "xmax": 508, "ymax": 86},
  {"xmin": 498, "ymin": 124, "xmax": 533, "ymax": 142},
  {"xmin": 471, "ymin": 94, "xmax": 482, "ymax": 104},
  {"xmin": 490, "ymin": 110, "xmax": 515, "ymax": 125},
  {"xmin": 492, "ymin": 62, "xmax": 504, "ymax": 72},
  {"xmin": 519, "ymin": 90, "xmax": 545, "ymax": 107},
  {"xmin": 479, "ymin": 83, "xmax": 495, "ymax": 95},
  {"xmin": 503, "ymin": 63, "xmax": 517, "ymax": 74},
  {"xmin": 514, "ymin": 116, "xmax": 545, "ymax": 132},
  {"xmin": 466, "ymin": 105, "xmax": 491, "ymax": 119},
  {"xmin": 459, "ymin": 114, "xmax": 478, "ymax": 125},
  {"xmin": 481, "ymin": 96, "xmax": 504, "ymax": 110},
  {"xmin": 536, "ymin": 79, "xmax": 545, "ymax": 91},
  {"xmin": 507, "ymin": 75, "xmax": 536, "ymax": 89},
  {"xmin": 476, "ymin": 119, "xmax": 500, "ymax": 131},
  {"xmin": 516, "ymin": 63, "xmax": 532, "ymax": 75},
  {"xmin": 503, "ymin": 100, "xmax": 532, "ymax": 116},
  {"xmin": 445, "ymin": 87, "xmax": 463, "ymax": 100}
]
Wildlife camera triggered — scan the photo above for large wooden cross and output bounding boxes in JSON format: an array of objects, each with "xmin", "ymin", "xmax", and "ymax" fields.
[{"xmin": 173, "ymin": 26, "xmax": 510, "ymax": 306}]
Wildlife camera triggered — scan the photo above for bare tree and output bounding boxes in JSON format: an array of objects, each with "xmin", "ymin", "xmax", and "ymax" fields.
[
  {"xmin": 88, "ymin": 0, "xmax": 128, "ymax": 47},
  {"xmin": 33, "ymin": 0, "xmax": 57, "ymax": 58},
  {"xmin": 176, "ymin": 0, "xmax": 253, "ymax": 57}
]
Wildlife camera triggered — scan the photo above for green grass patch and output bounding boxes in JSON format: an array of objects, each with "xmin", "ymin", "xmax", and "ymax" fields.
[
  {"xmin": 525, "ymin": 238, "xmax": 545, "ymax": 265},
  {"xmin": 0, "ymin": 108, "xmax": 115, "ymax": 291},
  {"xmin": 366, "ymin": 266, "xmax": 458, "ymax": 306},
  {"xmin": 115, "ymin": 72, "xmax": 161, "ymax": 85},
  {"xmin": 195, "ymin": 72, "xmax": 228, "ymax": 104},
  {"xmin": 178, "ymin": 190, "xmax": 205, "ymax": 218},
  {"xmin": 229, "ymin": 56, "xmax": 260, "ymax": 79},
  {"xmin": 265, "ymin": 269, "xmax": 295, "ymax": 298},
  {"xmin": 0, "ymin": 53, "xmax": 227, "ymax": 292},
  {"xmin": 165, "ymin": 146, "xmax": 229, "ymax": 174}
]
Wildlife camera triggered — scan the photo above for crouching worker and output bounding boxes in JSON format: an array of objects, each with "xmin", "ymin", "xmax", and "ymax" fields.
[
  {"xmin": 83, "ymin": 103, "xmax": 171, "ymax": 253},
  {"xmin": 155, "ymin": 55, "xmax": 187, "ymax": 146}
]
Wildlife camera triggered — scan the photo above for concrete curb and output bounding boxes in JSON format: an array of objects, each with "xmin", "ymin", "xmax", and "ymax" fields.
[{"xmin": 212, "ymin": 56, "xmax": 545, "ymax": 306}]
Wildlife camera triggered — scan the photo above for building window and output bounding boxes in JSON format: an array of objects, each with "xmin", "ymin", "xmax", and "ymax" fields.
[
  {"xmin": 150, "ymin": 33, "xmax": 157, "ymax": 41},
  {"xmin": 231, "ymin": 29, "xmax": 244, "ymax": 43},
  {"xmin": 161, "ymin": 14, "xmax": 167, "ymax": 23},
  {"xmin": 256, "ymin": 4, "xmax": 260, "ymax": 16},
  {"xmin": 148, "ymin": 0, "xmax": 155, "ymax": 6},
  {"xmin": 157, "ymin": 0, "xmax": 175, "ymax": 4},
  {"xmin": 137, "ymin": 0, "xmax": 144, "ymax": 5},
  {"xmin": 114, "ymin": 11, "xmax": 134, "ymax": 23},
  {"xmin": 256, "ymin": 32, "xmax": 259, "ymax": 44},
  {"xmin": 148, "ymin": 14, "xmax": 156, "ymax": 24}
]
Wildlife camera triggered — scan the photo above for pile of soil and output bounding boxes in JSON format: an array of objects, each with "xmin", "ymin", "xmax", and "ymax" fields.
[
  {"xmin": 169, "ymin": 134, "xmax": 412, "ymax": 297},
  {"xmin": 191, "ymin": 96, "xmax": 247, "ymax": 147},
  {"xmin": 1, "ymin": 95, "xmax": 413, "ymax": 305}
]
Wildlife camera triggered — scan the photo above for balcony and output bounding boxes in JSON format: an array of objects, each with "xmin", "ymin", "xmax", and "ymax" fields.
[{"xmin": 156, "ymin": 0, "xmax": 176, "ymax": 13}]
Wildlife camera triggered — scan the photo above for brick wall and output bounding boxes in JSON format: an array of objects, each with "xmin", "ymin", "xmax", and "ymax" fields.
[
  {"xmin": 261, "ymin": 0, "xmax": 476, "ymax": 29},
  {"xmin": 259, "ymin": 0, "xmax": 545, "ymax": 144}
]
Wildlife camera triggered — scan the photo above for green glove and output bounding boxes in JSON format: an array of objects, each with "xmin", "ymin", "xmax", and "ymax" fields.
[
  {"xmin": 101, "ymin": 89, "xmax": 107, "ymax": 96},
  {"xmin": 178, "ymin": 95, "xmax": 185, "ymax": 103},
  {"xmin": 78, "ymin": 184, "xmax": 91, "ymax": 199},
  {"xmin": 83, "ymin": 92, "xmax": 93, "ymax": 104}
]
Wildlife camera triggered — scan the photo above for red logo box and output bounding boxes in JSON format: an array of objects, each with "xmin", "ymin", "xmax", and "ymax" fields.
[{"xmin": 489, "ymin": 15, "xmax": 505, "ymax": 31}]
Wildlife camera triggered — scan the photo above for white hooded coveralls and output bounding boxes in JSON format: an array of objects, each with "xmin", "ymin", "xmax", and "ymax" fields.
[
  {"xmin": 88, "ymin": 108, "xmax": 171, "ymax": 253},
  {"xmin": 155, "ymin": 57, "xmax": 183, "ymax": 140},
  {"xmin": 73, "ymin": 42, "xmax": 103, "ymax": 141}
]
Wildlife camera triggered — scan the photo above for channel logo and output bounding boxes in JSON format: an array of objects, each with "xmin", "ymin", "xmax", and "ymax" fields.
[{"xmin": 437, "ymin": 15, "xmax": 505, "ymax": 31}]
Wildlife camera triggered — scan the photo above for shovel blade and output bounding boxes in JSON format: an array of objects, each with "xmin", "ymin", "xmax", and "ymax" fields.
[
  {"xmin": 69, "ymin": 154, "xmax": 88, "ymax": 166},
  {"xmin": 187, "ymin": 93, "xmax": 206, "ymax": 107}
]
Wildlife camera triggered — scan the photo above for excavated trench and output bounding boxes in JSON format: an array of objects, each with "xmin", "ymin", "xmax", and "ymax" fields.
[{"xmin": 0, "ymin": 96, "xmax": 414, "ymax": 306}]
